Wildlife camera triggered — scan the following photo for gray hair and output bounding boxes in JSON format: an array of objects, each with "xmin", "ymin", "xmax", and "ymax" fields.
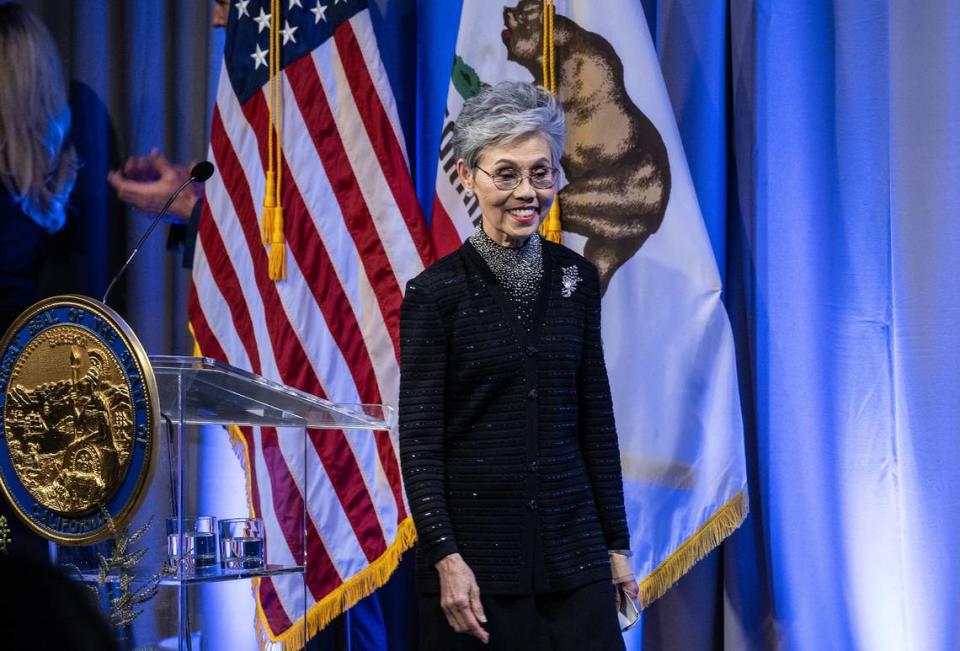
[
  {"xmin": 0, "ymin": 3, "xmax": 77, "ymax": 233},
  {"xmin": 452, "ymin": 81, "xmax": 565, "ymax": 170}
]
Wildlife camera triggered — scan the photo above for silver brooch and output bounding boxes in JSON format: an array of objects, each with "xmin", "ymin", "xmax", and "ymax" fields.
[{"xmin": 560, "ymin": 265, "xmax": 581, "ymax": 298}]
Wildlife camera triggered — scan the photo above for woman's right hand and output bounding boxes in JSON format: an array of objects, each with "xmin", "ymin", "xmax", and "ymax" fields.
[{"xmin": 435, "ymin": 553, "xmax": 489, "ymax": 644}]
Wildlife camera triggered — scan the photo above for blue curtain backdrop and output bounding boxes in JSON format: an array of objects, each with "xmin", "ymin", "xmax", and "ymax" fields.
[{"xmin": 18, "ymin": 0, "xmax": 959, "ymax": 648}]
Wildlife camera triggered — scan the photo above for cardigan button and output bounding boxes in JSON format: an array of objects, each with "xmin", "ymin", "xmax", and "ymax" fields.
[
  {"xmin": 526, "ymin": 345, "xmax": 538, "ymax": 357},
  {"xmin": 526, "ymin": 499, "xmax": 538, "ymax": 511},
  {"xmin": 528, "ymin": 460, "xmax": 539, "ymax": 472},
  {"xmin": 527, "ymin": 388, "xmax": 538, "ymax": 400}
]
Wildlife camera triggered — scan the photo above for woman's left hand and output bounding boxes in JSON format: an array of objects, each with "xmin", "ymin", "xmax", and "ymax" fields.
[{"xmin": 609, "ymin": 552, "xmax": 639, "ymax": 611}]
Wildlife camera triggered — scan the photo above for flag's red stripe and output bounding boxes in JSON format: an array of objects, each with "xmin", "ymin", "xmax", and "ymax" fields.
[
  {"xmin": 191, "ymin": 215, "xmax": 269, "ymax": 528},
  {"xmin": 249, "ymin": 71, "xmax": 409, "ymax": 522},
  {"xmin": 208, "ymin": 110, "xmax": 355, "ymax": 562},
  {"xmin": 197, "ymin": 143, "xmax": 309, "ymax": 565},
  {"xmin": 237, "ymin": 428, "xmax": 265, "ymax": 529},
  {"xmin": 196, "ymin": 198, "xmax": 263, "ymax": 375},
  {"xmin": 240, "ymin": 90, "xmax": 381, "ymax": 404},
  {"xmin": 260, "ymin": 426, "xmax": 344, "ymax": 602},
  {"xmin": 278, "ymin": 61, "xmax": 409, "ymax": 519},
  {"xmin": 258, "ymin": 576, "xmax": 294, "ymax": 634},
  {"xmin": 243, "ymin": 430, "xmax": 295, "ymax": 633},
  {"xmin": 188, "ymin": 281, "xmax": 227, "ymax": 363},
  {"xmin": 211, "ymin": 107, "xmax": 389, "ymax": 561},
  {"xmin": 188, "ymin": 284, "xmax": 291, "ymax": 627},
  {"xmin": 431, "ymin": 194, "xmax": 463, "ymax": 257},
  {"xmin": 281, "ymin": 57, "xmax": 403, "ymax": 357},
  {"xmin": 187, "ymin": 285, "xmax": 266, "ymax": 527},
  {"xmin": 372, "ymin": 427, "xmax": 406, "ymax": 519},
  {"xmin": 307, "ymin": 427, "xmax": 390, "ymax": 559},
  {"xmin": 224, "ymin": 95, "xmax": 394, "ymax": 555},
  {"xmin": 334, "ymin": 22, "xmax": 434, "ymax": 270}
]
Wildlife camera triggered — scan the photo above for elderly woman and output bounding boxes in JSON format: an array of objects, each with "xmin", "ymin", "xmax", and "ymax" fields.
[{"xmin": 400, "ymin": 81, "xmax": 638, "ymax": 650}]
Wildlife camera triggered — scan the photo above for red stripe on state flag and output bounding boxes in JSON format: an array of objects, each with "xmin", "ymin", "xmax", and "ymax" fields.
[
  {"xmin": 334, "ymin": 21, "xmax": 434, "ymax": 270},
  {"xmin": 431, "ymin": 194, "xmax": 464, "ymax": 257},
  {"xmin": 210, "ymin": 108, "xmax": 390, "ymax": 561}
]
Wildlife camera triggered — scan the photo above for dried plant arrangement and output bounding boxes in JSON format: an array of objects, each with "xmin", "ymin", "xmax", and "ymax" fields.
[{"xmin": 64, "ymin": 506, "xmax": 170, "ymax": 628}]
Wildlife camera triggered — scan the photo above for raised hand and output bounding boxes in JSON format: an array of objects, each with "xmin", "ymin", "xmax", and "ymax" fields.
[{"xmin": 107, "ymin": 148, "xmax": 200, "ymax": 221}]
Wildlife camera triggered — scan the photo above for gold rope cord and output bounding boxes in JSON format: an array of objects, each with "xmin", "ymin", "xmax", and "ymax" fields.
[
  {"xmin": 268, "ymin": 0, "xmax": 286, "ymax": 279},
  {"xmin": 260, "ymin": 0, "xmax": 286, "ymax": 279},
  {"xmin": 539, "ymin": 0, "xmax": 562, "ymax": 244},
  {"xmin": 262, "ymin": 0, "xmax": 277, "ymax": 244}
]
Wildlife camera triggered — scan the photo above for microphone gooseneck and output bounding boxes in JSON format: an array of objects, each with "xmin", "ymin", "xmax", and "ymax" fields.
[{"xmin": 102, "ymin": 161, "xmax": 214, "ymax": 306}]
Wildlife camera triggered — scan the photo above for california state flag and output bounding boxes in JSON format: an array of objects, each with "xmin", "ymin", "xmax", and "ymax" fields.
[{"xmin": 432, "ymin": 0, "xmax": 748, "ymax": 630}]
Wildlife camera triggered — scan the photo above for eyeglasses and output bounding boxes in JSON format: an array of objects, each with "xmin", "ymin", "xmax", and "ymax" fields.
[{"xmin": 475, "ymin": 166, "xmax": 559, "ymax": 191}]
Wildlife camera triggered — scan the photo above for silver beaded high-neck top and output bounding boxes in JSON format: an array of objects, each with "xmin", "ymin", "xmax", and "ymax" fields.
[{"xmin": 468, "ymin": 226, "xmax": 543, "ymax": 329}]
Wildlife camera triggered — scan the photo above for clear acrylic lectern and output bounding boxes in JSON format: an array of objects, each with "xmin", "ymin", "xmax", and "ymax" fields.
[{"xmin": 56, "ymin": 356, "xmax": 394, "ymax": 650}]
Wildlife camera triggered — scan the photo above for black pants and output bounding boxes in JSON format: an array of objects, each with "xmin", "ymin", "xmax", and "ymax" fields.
[{"xmin": 418, "ymin": 580, "xmax": 626, "ymax": 651}]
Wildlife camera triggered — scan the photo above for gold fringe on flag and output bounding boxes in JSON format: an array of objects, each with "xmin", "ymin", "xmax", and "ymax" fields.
[
  {"xmin": 539, "ymin": 0, "xmax": 562, "ymax": 244},
  {"xmin": 264, "ymin": 0, "xmax": 286, "ymax": 279},
  {"xmin": 638, "ymin": 489, "xmax": 749, "ymax": 608},
  {"xmin": 255, "ymin": 518, "xmax": 418, "ymax": 651}
]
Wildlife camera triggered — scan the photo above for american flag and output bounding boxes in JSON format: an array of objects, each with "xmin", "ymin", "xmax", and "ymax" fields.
[{"xmin": 188, "ymin": 0, "xmax": 432, "ymax": 646}]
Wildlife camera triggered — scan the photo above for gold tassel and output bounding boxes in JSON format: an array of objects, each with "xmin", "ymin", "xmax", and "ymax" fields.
[
  {"xmin": 268, "ymin": 205, "xmax": 286, "ymax": 280},
  {"xmin": 265, "ymin": 0, "xmax": 287, "ymax": 282},
  {"xmin": 539, "ymin": 1, "xmax": 562, "ymax": 244},
  {"xmin": 540, "ymin": 201, "xmax": 562, "ymax": 243}
]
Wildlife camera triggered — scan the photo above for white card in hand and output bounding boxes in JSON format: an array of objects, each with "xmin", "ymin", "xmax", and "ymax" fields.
[{"xmin": 617, "ymin": 585, "xmax": 640, "ymax": 631}]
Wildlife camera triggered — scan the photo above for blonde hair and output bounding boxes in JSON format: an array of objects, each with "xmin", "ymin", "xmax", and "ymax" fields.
[{"xmin": 0, "ymin": 3, "xmax": 77, "ymax": 233}]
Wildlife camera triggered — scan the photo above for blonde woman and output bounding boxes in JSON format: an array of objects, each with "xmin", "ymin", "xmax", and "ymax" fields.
[
  {"xmin": 0, "ymin": 2, "xmax": 77, "ymax": 333},
  {"xmin": 0, "ymin": 2, "xmax": 77, "ymax": 563}
]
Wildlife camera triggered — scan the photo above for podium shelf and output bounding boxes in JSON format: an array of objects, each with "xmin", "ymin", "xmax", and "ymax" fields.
[{"xmin": 68, "ymin": 563, "xmax": 305, "ymax": 587}]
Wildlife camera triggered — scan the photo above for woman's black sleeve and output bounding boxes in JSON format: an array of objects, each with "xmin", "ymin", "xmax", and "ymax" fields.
[
  {"xmin": 578, "ymin": 266, "xmax": 631, "ymax": 551},
  {"xmin": 398, "ymin": 279, "xmax": 458, "ymax": 566}
]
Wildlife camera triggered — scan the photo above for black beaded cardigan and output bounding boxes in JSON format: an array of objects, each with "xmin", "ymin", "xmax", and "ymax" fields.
[{"xmin": 399, "ymin": 237, "xmax": 630, "ymax": 595}]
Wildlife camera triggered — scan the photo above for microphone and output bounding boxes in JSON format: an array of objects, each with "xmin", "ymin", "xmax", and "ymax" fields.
[{"xmin": 102, "ymin": 161, "xmax": 215, "ymax": 305}]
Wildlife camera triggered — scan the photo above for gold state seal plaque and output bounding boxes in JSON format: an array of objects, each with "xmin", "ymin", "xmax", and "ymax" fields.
[{"xmin": 0, "ymin": 296, "xmax": 157, "ymax": 544}]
